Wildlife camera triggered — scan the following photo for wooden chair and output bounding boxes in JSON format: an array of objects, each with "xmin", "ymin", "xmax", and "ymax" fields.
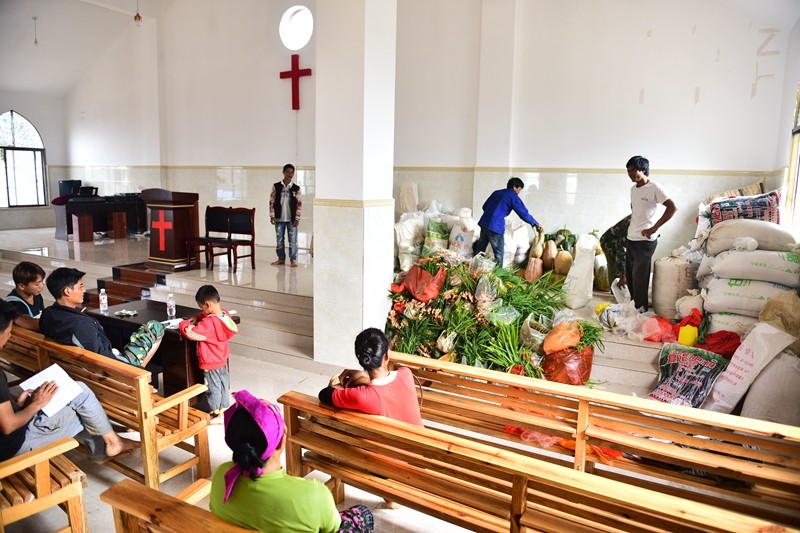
[
  {"xmin": 0, "ymin": 438, "xmax": 87, "ymax": 532},
  {"xmin": 212, "ymin": 207, "xmax": 256, "ymax": 273},
  {"xmin": 186, "ymin": 206, "xmax": 232, "ymax": 270}
]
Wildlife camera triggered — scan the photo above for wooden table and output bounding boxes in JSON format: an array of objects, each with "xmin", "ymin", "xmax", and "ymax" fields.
[{"xmin": 86, "ymin": 299, "xmax": 239, "ymax": 404}]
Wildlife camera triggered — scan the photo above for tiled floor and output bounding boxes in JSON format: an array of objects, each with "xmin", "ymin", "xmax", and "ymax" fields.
[{"xmin": 0, "ymin": 228, "xmax": 468, "ymax": 532}]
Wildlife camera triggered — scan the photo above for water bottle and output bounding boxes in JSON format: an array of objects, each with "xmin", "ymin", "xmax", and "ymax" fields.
[
  {"xmin": 140, "ymin": 288, "xmax": 151, "ymax": 300},
  {"xmin": 99, "ymin": 288, "xmax": 109, "ymax": 313},
  {"xmin": 166, "ymin": 293, "xmax": 176, "ymax": 319}
]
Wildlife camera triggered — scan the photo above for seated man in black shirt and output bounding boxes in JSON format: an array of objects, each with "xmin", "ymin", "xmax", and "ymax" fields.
[
  {"xmin": 0, "ymin": 300, "xmax": 138, "ymax": 461},
  {"xmin": 39, "ymin": 267, "xmax": 165, "ymax": 368}
]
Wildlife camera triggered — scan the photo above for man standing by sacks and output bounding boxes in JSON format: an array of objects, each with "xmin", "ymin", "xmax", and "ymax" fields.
[
  {"xmin": 473, "ymin": 177, "xmax": 543, "ymax": 266},
  {"xmin": 618, "ymin": 156, "xmax": 677, "ymax": 312}
]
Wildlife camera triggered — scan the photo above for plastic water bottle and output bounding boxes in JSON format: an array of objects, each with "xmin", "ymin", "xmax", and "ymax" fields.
[
  {"xmin": 99, "ymin": 288, "xmax": 109, "ymax": 313},
  {"xmin": 166, "ymin": 293, "xmax": 176, "ymax": 319}
]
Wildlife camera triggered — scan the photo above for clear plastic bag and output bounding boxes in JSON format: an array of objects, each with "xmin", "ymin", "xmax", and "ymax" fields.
[
  {"xmin": 469, "ymin": 252, "xmax": 496, "ymax": 278},
  {"xmin": 437, "ymin": 331, "xmax": 457, "ymax": 353},
  {"xmin": 475, "ymin": 274, "xmax": 498, "ymax": 316},
  {"xmin": 520, "ymin": 312, "xmax": 549, "ymax": 352},
  {"xmin": 486, "ymin": 305, "xmax": 521, "ymax": 326}
]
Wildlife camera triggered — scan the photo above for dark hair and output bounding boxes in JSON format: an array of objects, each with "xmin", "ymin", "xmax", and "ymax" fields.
[
  {"xmin": 195, "ymin": 284, "xmax": 220, "ymax": 304},
  {"xmin": 46, "ymin": 267, "xmax": 85, "ymax": 300},
  {"xmin": 354, "ymin": 327, "xmax": 389, "ymax": 370},
  {"xmin": 626, "ymin": 156, "xmax": 649, "ymax": 177},
  {"xmin": 507, "ymin": 177, "xmax": 524, "ymax": 190},
  {"xmin": 283, "ymin": 163, "xmax": 295, "ymax": 173},
  {"xmin": 225, "ymin": 407, "xmax": 268, "ymax": 480},
  {"xmin": 12, "ymin": 261, "xmax": 46, "ymax": 286},
  {"xmin": 0, "ymin": 300, "xmax": 20, "ymax": 332}
]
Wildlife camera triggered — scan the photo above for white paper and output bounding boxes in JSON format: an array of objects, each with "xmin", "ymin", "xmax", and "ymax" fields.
[
  {"xmin": 19, "ymin": 364, "xmax": 83, "ymax": 417},
  {"xmin": 161, "ymin": 318, "xmax": 182, "ymax": 329}
]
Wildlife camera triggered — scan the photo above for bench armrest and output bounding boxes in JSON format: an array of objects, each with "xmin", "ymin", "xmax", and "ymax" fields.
[
  {"xmin": 0, "ymin": 438, "xmax": 78, "ymax": 478},
  {"xmin": 150, "ymin": 383, "xmax": 209, "ymax": 415}
]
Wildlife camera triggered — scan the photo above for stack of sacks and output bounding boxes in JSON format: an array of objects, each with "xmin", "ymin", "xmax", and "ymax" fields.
[
  {"xmin": 699, "ymin": 219, "xmax": 798, "ymax": 339},
  {"xmin": 394, "ymin": 202, "xmax": 480, "ymax": 271}
]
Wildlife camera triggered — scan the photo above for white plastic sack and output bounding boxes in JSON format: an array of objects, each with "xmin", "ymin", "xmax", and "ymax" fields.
[
  {"xmin": 696, "ymin": 254, "xmax": 716, "ymax": 278},
  {"xmin": 711, "ymin": 250, "xmax": 800, "ymax": 288},
  {"xmin": 611, "ymin": 277, "xmax": 631, "ymax": 304},
  {"xmin": 706, "ymin": 312, "xmax": 759, "ymax": 338},
  {"xmin": 705, "ymin": 219, "xmax": 796, "ymax": 256},
  {"xmin": 704, "ymin": 277, "xmax": 794, "ymax": 318},
  {"xmin": 652, "ymin": 250, "xmax": 695, "ymax": 318},
  {"xmin": 448, "ymin": 225, "xmax": 474, "ymax": 258},
  {"xmin": 740, "ymin": 351, "xmax": 800, "ymax": 426},
  {"xmin": 563, "ymin": 233, "xmax": 599, "ymax": 309},
  {"xmin": 398, "ymin": 182, "xmax": 419, "ymax": 214},
  {"xmin": 702, "ymin": 323, "xmax": 796, "ymax": 413},
  {"xmin": 675, "ymin": 289, "xmax": 704, "ymax": 319}
]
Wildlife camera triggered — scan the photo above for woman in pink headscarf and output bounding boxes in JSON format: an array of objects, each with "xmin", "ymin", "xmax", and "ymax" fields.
[{"xmin": 209, "ymin": 389, "xmax": 374, "ymax": 533}]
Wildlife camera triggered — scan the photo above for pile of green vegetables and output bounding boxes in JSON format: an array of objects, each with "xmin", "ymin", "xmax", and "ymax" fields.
[{"xmin": 386, "ymin": 252, "xmax": 567, "ymax": 378}]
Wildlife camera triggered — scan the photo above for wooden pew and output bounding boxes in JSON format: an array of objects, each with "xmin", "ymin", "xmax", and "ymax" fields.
[
  {"xmin": 388, "ymin": 350, "xmax": 800, "ymax": 527},
  {"xmin": 101, "ymin": 479, "xmax": 255, "ymax": 533},
  {"xmin": 0, "ymin": 438, "xmax": 87, "ymax": 532},
  {"xmin": 279, "ymin": 390, "xmax": 792, "ymax": 533},
  {"xmin": 0, "ymin": 326, "xmax": 211, "ymax": 490}
]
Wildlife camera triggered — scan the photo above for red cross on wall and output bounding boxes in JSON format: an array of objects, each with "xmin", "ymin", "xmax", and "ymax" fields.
[
  {"xmin": 151, "ymin": 210, "xmax": 173, "ymax": 252},
  {"xmin": 280, "ymin": 54, "xmax": 312, "ymax": 110}
]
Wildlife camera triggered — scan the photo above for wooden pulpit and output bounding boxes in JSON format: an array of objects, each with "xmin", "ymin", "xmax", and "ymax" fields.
[{"xmin": 141, "ymin": 189, "xmax": 199, "ymax": 271}]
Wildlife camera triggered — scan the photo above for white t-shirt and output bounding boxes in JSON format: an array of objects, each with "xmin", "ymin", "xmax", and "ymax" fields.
[{"xmin": 627, "ymin": 181, "xmax": 669, "ymax": 242}]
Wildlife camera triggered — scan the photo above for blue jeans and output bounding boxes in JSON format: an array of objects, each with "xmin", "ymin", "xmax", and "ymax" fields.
[
  {"xmin": 473, "ymin": 227, "xmax": 504, "ymax": 265},
  {"xmin": 18, "ymin": 382, "xmax": 112, "ymax": 460},
  {"xmin": 275, "ymin": 221, "xmax": 298, "ymax": 262}
]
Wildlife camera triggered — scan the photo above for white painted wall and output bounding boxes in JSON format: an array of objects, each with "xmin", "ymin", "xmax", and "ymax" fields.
[
  {"xmin": 65, "ymin": 23, "xmax": 160, "ymax": 167},
  {"xmin": 158, "ymin": 0, "xmax": 316, "ymax": 166},
  {"xmin": 775, "ymin": 16, "xmax": 800, "ymax": 169}
]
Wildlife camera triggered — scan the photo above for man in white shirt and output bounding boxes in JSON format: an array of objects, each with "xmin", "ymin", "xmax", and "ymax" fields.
[{"xmin": 618, "ymin": 156, "xmax": 677, "ymax": 311}]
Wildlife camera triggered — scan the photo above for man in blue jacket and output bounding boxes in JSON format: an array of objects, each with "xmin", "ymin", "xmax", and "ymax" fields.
[{"xmin": 473, "ymin": 177, "xmax": 543, "ymax": 265}]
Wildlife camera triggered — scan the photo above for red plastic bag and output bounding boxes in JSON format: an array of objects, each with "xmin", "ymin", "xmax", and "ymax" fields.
[
  {"xmin": 542, "ymin": 346, "xmax": 594, "ymax": 385},
  {"xmin": 644, "ymin": 316, "xmax": 676, "ymax": 342},
  {"xmin": 694, "ymin": 330, "xmax": 741, "ymax": 359},
  {"xmin": 543, "ymin": 321, "xmax": 583, "ymax": 355},
  {"xmin": 672, "ymin": 308, "xmax": 703, "ymax": 339},
  {"xmin": 403, "ymin": 265, "xmax": 446, "ymax": 303}
]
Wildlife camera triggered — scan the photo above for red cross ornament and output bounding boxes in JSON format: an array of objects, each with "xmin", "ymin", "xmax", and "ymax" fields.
[
  {"xmin": 151, "ymin": 210, "xmax": 173, "ymax": 252},
  {"xmin": 280, "ymin": 54, "xmax": 312, "ymax": 110}
]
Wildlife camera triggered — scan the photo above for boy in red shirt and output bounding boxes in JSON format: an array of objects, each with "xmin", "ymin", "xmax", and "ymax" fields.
[{"xmin": 179, "ymin": 285, "xmax": 238, "ymax": 420}]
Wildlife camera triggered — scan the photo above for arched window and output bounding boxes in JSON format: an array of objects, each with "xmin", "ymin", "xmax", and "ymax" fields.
[{"xmin": 0, "ymin": 110, "xmax": 48, "ymax": 207}]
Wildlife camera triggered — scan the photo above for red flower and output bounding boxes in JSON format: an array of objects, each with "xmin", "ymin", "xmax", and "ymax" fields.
[{"xmin": 393, "ymin": 301, "xmax": 406, "ymax": 313}]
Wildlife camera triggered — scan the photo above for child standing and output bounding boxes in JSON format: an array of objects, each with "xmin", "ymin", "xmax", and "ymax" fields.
[{"xmin": 179, "ymin": 285, "xmax": 238, "ymax": 420}]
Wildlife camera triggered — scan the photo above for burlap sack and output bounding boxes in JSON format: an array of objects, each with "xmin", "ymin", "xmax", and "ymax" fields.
[{"xmin": 759, "ymin": 291, "xmax": 800, "ymax": 356}]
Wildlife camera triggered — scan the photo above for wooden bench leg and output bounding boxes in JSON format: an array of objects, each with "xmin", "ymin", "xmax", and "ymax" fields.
[
  {"xmin": 66, "ymin": 484, "xmax": 88, "ymax": 533},
  {"xmin": 195, "ymin": 429, "xmax": 211, "ymax": 479},
  {"xmin": 325, "ymin": 476, "xmax": 345, "ymax": 503}
]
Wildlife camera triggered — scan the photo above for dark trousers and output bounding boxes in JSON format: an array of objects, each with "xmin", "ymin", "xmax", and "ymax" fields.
[{"xmin": 625, "ymin": 238, "xmax": 658, "ymax": 311}]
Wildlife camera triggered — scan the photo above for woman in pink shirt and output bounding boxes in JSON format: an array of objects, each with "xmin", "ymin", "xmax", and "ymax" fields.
[{"xmin": 318, "ymin": 328, "xmax": 422, "ymax": 426}]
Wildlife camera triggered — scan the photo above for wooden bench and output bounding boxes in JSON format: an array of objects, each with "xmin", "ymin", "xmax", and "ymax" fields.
[
  {"xmin": 0, "ymin": 326, "xmax": 211, "ymax": 490},
  {"xmin": 0, "ymin": 438, "xmax": 87, "ymax": 532},
  {"xmin": 101, "ymin": 479, "xmax": 255, "ymax": 533},
  {"xmin": 388, "ymin": 351, "xmax": 800, "ymax": 527},
  {"xmin": 279, "ymin": 391, "xmax": 791, "ymax": 533},
  {"xmin": 186, "ymin": 206, "xmax": 256, "ymax": 273}
]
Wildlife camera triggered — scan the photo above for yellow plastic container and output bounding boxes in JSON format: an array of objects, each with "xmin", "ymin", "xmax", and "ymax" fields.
[{"xmin": 678, "ymin": 325, "xmax": 698, "ymax": 347}]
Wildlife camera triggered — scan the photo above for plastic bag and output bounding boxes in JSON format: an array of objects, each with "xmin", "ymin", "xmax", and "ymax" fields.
[
  {"xmin": 732, "ymin": 236, "xmax": 758, "ymax": 251},
  {"xmin": 563, "ymin": 233, "xmax": 599, "ymax": 309},
  {"xmin": 520, "ymin": 313, "xmax": 548, "ymax": 352},
  {"xmin": 693, "ymin": 330, "xmax": 740, "ymax": 358},
  {"xmin": 485, "ymin": 305, "xmax": 521, "ymax": 326},
  {"xmin": 597, "ymin": 301, "xmax": 639, "ymax": 334},
  {"xmin": 543, "ymin": 321, "xmax": 583, "ymax": 355},
  {"xmin": 437, "ymin": 331, "xmax": 457, "ymax": 353},
  {"xmin": 475, "ymin": 274, "xmax": 498, "ymax": 316},
  {"xmin": 403, "ymin": 265, "xmax": 446, "ymax": 303},
  {"xmin": 759, "ymin": 291, "xmax": 800, "ymax": 356},
  {"xmin": 469, "ymin": 252, "xmax": 495, "ymax": 278},
  {"xmin": 647, "ymin": 343, "xmax": 729, "ymax": 408},
  {"xmin": 619, "ymin": 310, "xmax": 656, "ymax": 342},
  {"xmin": 642, "ymin": 317, "xmax": 677, "ymax": 343},
  {"xmin": 542, "ymin": 346, "xmax": 594, "ymax": 385},
  {"xmin": 611, "ymin": 277, "xmax": 631, "ymax": 304}
]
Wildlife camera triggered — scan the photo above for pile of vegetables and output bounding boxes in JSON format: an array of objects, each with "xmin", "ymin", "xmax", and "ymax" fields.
[{"xmin": 386, "ymin": 248, "xmax": 604, "ymax": 383}]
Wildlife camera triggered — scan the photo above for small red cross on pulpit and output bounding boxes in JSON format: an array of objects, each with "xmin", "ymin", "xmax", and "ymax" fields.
[
  {"xmin": 151, "ymin": 210, "xmax": 173, "ymax": 252},
  {"xmin": 280, "ymin": 54, "xmax": 312, "ymax": 110}
]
